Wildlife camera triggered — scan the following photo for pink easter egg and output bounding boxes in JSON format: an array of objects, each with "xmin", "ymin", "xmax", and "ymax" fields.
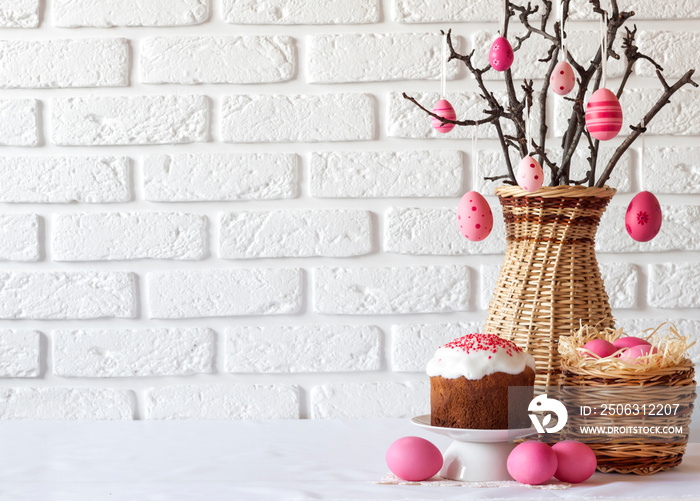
[
  {"xmin": 625, "ymin": 191, "xmax": 662, "ymax": 242},
  {"xmin": 457, "ymin": 191, "xmax": 493, "ymax": 241},
  {"xmin": 585, "ymin": 88, "xmax": 623, "ymax": 141},
  {"xmin": 581, "ymin": 339, "xmax": 617, "ymax": 359},
  {"xmin": 552, "ymin": 441, "xmax": 597, "ymax": 483},
  {"xmin": 386, "ymin": 436, "xmax": 443, "ymax": 481},
  {"xmin": 507, "ymin": 442, "xmax": 558, "ymax": 485},
  {"xmin": 619, "ymin": 344, "xmax": 659, "ymax": 364},
  {"xmin": 613, "ymin": 336, "xmax": 652, "ymax": 351},
  {"xmin": 516, "ymin": 156, "xmax": 544, "ymax": 192},
  {"xmin": 431, "ymin": 99, "xmax": 456, "ymax": 133},
  {"xmin": 489, "ymin": 36, "xmax": 514, "ymax": 72},
  {"xmin": 550, "ymin": 61, "xmax": 576, "ymax": 96}
]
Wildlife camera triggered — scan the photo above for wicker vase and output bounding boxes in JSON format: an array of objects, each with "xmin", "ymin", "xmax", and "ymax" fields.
[{"xmin": 483, "ymin": 185, "xmax": 617, "ymax": 387}]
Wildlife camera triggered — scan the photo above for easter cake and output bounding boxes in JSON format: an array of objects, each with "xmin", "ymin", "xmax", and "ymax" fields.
[{"xmin": 426, "ymin": 333, "xmax": 536, "ymax": 429}]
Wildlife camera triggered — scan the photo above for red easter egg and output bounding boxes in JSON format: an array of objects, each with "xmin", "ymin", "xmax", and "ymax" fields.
[
  {"xmin": 489, "ymin": 36, "xmax": 514, "ymax": 72},
  {"xmin": 457, "ymin": 191, "xmax": 493, "ymax": 241},
  {"xmin": 551, "ymin": 61, "xmax": 576, "ymax": 96},
  {"xmin": 431, "ymin": 99, "xmax": 456, "ymax": 133},
  {"xmin": 625, "ymin": 191, "xmax": 662, "ymax": 242},
  {"xmin": 585, "ymin": 88, "xmax": 623, "ymax": 141}
]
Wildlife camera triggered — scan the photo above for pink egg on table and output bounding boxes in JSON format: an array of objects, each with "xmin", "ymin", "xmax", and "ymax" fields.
[
  {"xmin": 386, "ymin": 436, "xmax": 443, "ymax": 481},
  {"xmin": 507, "ymin": 442, "xmax": 558, "ymax": 485},
  {"xmin": 457, "ymin": 191, "xmax": 493, "ymax": 241},
  {"xmin": 516, "ymin": 155, "xmax": 544, "ymax": 192},
  {"xmin": 551, "ymin": 61, "xmax": 576, "ymax": 96},
  {"xmin": 613, "ymin": 336, "xmax": 652, "ymax": 351},
  {"xmin": 552, "ymin": 441, "xmax": 597, "ymax": 483},
  {"xmin": 489, "ymin": 36, "xmax": 514, "ymax": 72},
  {"xmin": 585, "ymin": 88, "xmax": 623, "ymax": 141},
  {"xmin": 431, "ymin": 99, "xmax": 456, "ymax": 133},
  {"xmin": 581, "ymin": 339, "xmax": 617, "ymax": 359},
  {"xmin": 619, "ymin": 344, "xmax": 659, "ymax": 364},
  {"xmin": 625, "ymin": 191, "xmax": 662, "ymax": 242}
]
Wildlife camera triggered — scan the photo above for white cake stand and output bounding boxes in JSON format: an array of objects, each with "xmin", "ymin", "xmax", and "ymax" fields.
[{"xmin": 411, "ymin": 415, "xmax": 536, "ymax": 482}]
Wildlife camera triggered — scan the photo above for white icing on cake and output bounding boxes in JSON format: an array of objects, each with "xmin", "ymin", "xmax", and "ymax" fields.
[{"xmin": 426, "ymin": 333, "xmax": 536, "ymax": 380}]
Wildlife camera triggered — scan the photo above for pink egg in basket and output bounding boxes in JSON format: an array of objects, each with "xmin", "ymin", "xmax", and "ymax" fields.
[
  {"xmin": 551, "ymin": 61, "xmax": 576, "ymax": 96},
  {"xmin": 581, "ymin": 339, "xmax": 617, "ymax": 359},
  {"xmin": 613, "ymin": 336, "xmax": 651, "ymax": 351},
  {"xmin": 431, "ymin": 99, "xmax": 456, "ymax": 133},
  {"xmin": 619, "ymin": 344, "xmax": 659, "ymax": 364},
  {"xmin": 489, "ymin": 36, "xmax": 514, "ymax": 72},
  {"xmin": 457, "ymin": 191, "xmax": 493, "ymax": 241},
  {"xmin": 386, "ymin": 436, "xmax": 443, "ymax": 481},
  {"xmin": 516, "ymin": 155, "xmax": 544, "ymax": 192}
]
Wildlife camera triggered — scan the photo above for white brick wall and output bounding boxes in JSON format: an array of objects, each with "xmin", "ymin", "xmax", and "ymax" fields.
[{"xmin": 0, "ymin": 0, "xmax": 697, "ymax": 421}]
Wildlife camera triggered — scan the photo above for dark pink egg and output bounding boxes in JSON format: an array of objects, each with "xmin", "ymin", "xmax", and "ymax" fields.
[
  {"xmin": 489, "ymin": 36, "xmax": 514, "ymax": 72},
  {"xmin": 613, "ymin": 336, "xmax": 652, "ymax": 351},
  {"xmin": 552, "ymin": 441, "xmax": 597, "ymax": 483},
  {"xmin": 581, "ymin": 339, "xmax": 617, "ymax": 359},
  {"xmin": 507, "ymin": 442, "xmax": 558, "ymax": 485},
  {"xmin": 585, "ymin": 88, "xmax": 622, "ymax": 141},
  {"xmin": 625, "ymin": 191, "xmax": 662, "ymax": 242},
  {"xmin": 431, "ymin": 99, "xmax": 456, "ymax": 133},
  {"xmin": 386, "ymin": 436, "xmax": 443, "ymax": 481}
]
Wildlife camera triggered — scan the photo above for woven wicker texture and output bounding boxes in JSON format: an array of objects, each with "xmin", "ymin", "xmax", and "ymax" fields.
[{"xmin": 483, "ymin": 185, "xmax": 617, "ymax": 387}]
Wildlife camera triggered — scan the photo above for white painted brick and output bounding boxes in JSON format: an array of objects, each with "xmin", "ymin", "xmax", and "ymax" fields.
[
  {"xmin": 636, "ymin": 32, "xmax": 700, "ymax": 78},
  {"xmin": 388, "ymin": 91, "xmax": 512, "ymax": 140},
  {"xmin": 0, "ymin": 330, "xmax": 40, "ymax": 377},
  {"xmin": 51, "ymin": 96, "xmax": 209, "ymax": 146},
  {"xmin": 310, "ymin": 150, "xmax": 463, "ymax": 198},
  {"xmin": 146, "ymin": 385, "xmax": 299, "ymax": 419},
  {"xmin": 0, "ymin": 214, "xmax": 39, "ymax": 261},
  {"xmin": 0, "ymin": 39, "xmax": 128, "ymax": 89},
  {"xmin": 226, "ymin": 325, "xmax": 381, "ymax": 373},
  {"xmin": 308, "ymin": 33, "xmax": 460, "ymax": 83},
  {"xmin": 555, "ymin": 88, "xmax": 700, "ymax": 137},
  {"xmin": 643, "ymin": 147, "xmax": 700, "ymax": 194},
  {"xmin": 311, "ymin": 382, "xmax": 428, "ymax": 419},
  {"xmin": 0, "ymin": 272, "xmax": 136, "ymax": 319},
  {"xmin": 219, "ymin": 210, "xmax": 371, "ymax": 258},
  {"xmin": 143, "ymin": 153, "xmax": 297, "ymax": 202},
  {"xmin": 473, "ymin": 30, "xmax": 624, "ymax": 81},
  {"xmin": 0, "ymin": 0, "xmax": 38, "ymax": 27},
  {"xmin": 53, "ymin": 212, "xmax": 206, "ymax": 261},
  {"xmin": 54, "ymin": 0, "xmax": 208, "ymax": 27},
  {"xmin": 392, "ymin": 322, "xmax": 482, "ymax": 372},
  {"xmin": 148, "ymin": 268, "xmax": 302, "ymax": 318},
  {"xmin": 473, "ymin": 148, "xmax": 632, "ymax": 194},
  {"xmin": 394, "ymin": 0, "xmax": 543, "ymax": 22},
  {"xmin": 569, "ymin": 0, "xmax": 700, "ymax": 20},
  {"xmin": 614, "ymin": 319, "xmax": 700, "ymax": 365},
  {"xmin": 221, "ymin": 94, "xmax": 373, "ymax": 143},
  {"xmin": 600, "ymin": 263, "xmax": 638, "ymax": 309},
  {"xmin": 649, "ymin": 263, "xmax": 700, "ymax": 308},
  {"xmin": 52, "ymin": 328, "xmax": 214, "ymax": 377},
  {"xmin": 480, "ymin": 264, "xmax": 501, "ymax": 310},
  {"xmin": 0, "ymin": 388, "xmax": 134, "ymax": 420},
  {"xmin": 385, "ymin": 206, "xmax": 506, "ymax": 256},
  {"xmin": 141, "ymin": 36, "xmax": 294, "ymax": 84},
  {"xmin": 314, "ymin": 266, "xmax": 470, "ymax": 314},
  {"xmin": 0, "ymin": 99, "xmax": 38, "ymax": 146},
  {"xmin": 598, "ymin": 205, "xmax": 700, "ymax": 253},
  {"xmin": 0, "ymin": 156, "xmax": 130, "ymax": 203},
  {"xmin": 222, "ymin": 0, "xmax": 379, "ymax": 24}
]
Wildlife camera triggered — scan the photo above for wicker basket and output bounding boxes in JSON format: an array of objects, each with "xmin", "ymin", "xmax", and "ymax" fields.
[
  {"xmin": 483, "ymin": 185, "xmax": 616, "ymax": 387},
  {"xmin": 559, "ymin": 325, "xmax": 697, "ymax": 475}
]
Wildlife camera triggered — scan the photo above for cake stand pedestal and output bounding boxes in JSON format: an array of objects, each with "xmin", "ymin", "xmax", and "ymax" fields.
[{"xmin": 411, "ymin": 415, "xmax": 535, "ymax": 482}]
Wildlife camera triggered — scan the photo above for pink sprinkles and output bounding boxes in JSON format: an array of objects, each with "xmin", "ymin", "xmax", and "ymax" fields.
[{"xmin": 442, "ymin": 333, "xmax": 522, "ymax": 357}]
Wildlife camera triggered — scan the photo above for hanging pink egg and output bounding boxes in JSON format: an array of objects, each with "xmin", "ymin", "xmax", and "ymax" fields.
[
  {"xmin": 585, "ymin": 88, "xmax": 623, "ymax": 141},
  {"xmin": 489, "ymin": 37, "xmax": 514, "ymax": 72},
  {"xmin": 431, "ymin": 99, "xmax": 456, "ymax": 133},
  {"xmin": 550, "ymin": 61, "xmax": 575, "ymax": 96},
  {"xmin": 625, "ymin": 191, "xmax": 662, "ymax": 242},
  {"xmin": 457, "ymin": 191, "xmax": 493, "ymax": 241},
  {"xmin": 516, "ymin": 156, "xmax": 544, "ymax": 192}
]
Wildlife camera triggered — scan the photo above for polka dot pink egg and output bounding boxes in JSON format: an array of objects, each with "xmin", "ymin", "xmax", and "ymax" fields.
[
  {"xmin": 551, "ymin": 61, "xmax": 576, "ymax": 96},
  {"xmin": 517, "ymin": 156, "xmax": 544, "ymax": 192},
  {"xmin": 457, "ymin": 191, "xmax": 493, "ymax": 242}
]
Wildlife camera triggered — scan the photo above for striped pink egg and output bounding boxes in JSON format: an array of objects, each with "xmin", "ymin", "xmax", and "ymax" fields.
[
  {"xmin": 585, "ymin": 88, "xmax": 623, "ymax": 141},
  {"xmin": 431, "ymin": 99, "xmax": 456, "ymax": 133}
]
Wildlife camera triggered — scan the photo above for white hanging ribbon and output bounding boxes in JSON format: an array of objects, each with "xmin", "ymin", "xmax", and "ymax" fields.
[
  {"xmin": 472, "ymin": 123, "xmax": 479, "ymax": 169},
  {"xmin": 560, "ymin": 0, "xmax": 567, "ymax": 62},
  {"xmin": 640, "ymin": 116, "xmax": 646, "ymax": 177},
  {"xmin": 601, "ymin": 12, "xmax": 608, "ymax": 89},
  {"xmin": 441, "ymin": 32, "xmax": 447, "ymax": 99},
  {"xmin": 524, "ymin": 100, "xmax": 531, "ymax": 156},
  {"xmin": 501, "ymin": 0, "xmax": 507, "ymax": 36}
]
